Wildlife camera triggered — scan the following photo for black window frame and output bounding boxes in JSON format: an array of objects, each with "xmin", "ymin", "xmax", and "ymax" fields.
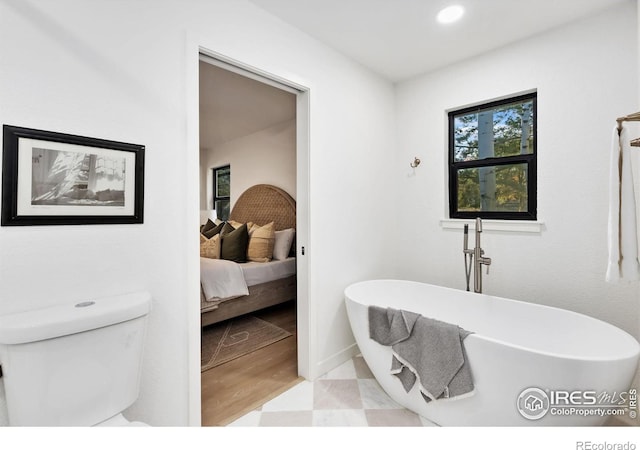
[
  {"xmin": 448, "ymin": 92, "xmax": 537, "ymax": 221},
  {"xmin": 212, "ymin": 164, "xmax": 230, "ymax": 221}
]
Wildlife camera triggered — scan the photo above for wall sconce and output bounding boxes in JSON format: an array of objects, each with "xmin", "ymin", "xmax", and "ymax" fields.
[{"xmin": 410, "ymin": 157, "xmax": 421, "ymax": 168}]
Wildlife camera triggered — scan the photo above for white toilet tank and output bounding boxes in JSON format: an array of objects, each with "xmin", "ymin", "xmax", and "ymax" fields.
[{"xmin": 0, "ymin": 291, "xmax": 151, "ymax": 426}]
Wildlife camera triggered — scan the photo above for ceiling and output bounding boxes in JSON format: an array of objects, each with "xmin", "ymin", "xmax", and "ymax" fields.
[
  {"xmin": 199, "ymin": 60, "xmax": 296, "ymax": 148},
  {"xmin": 200, "ymin": 0, "xmax": 628, "ymax": 147},
  {"xmin": 249, "ymin": 0, "xmax": 630, "ymax": 82}
]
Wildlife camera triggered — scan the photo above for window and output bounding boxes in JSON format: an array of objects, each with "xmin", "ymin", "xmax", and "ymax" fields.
[
  {"xmin": 213, "ymin": 165, "xmax": 230, "ymax": 221},
  {"xmin": 448, "ymin": 93, "xmax": 536, "ymax": 220}
]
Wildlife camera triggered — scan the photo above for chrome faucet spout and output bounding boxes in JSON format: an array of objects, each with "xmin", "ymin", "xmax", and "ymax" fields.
[{"xmin": 473, "ymin": 220, "xmax": 483, "ymax": 293}]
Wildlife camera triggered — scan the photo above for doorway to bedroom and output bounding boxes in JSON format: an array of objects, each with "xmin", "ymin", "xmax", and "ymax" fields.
[{"xmin": 198, "ymin": 54, "xmax": 301, "ymax": 426}]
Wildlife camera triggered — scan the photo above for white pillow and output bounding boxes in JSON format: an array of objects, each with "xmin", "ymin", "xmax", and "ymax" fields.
[{"xmin": 273, "ymin": 228, "xmax": 295, "ymax": 260}]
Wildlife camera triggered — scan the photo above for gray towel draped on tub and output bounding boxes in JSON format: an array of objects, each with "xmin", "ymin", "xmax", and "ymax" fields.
[{"xmin": 368, "ymin": 305, "xmax": 474, "ymax": 402}]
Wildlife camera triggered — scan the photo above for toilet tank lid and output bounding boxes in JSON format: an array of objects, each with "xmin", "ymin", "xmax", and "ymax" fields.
[{"xmin": 0, "ymin": 291, "xmax": 152, "ymax": 344}]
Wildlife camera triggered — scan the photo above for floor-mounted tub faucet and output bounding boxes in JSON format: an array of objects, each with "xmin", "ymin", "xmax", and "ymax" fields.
[{"xmin": 463, "ymin": 218, "xmax": 491, "ymax": 293}]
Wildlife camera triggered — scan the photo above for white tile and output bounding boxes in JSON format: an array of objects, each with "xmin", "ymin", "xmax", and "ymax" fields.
[
  {"xmin": 225, "ymin": 357, "xmax": 439, "ymax": 428},
  {"xmin": 364, "ymin": 409, "xmax": 424, "ymax": 426},
  {"xmin": 358, "ymin": 379, "xmax": 403, "ymax": 410},
  {"xmin": 319, "ymin": 358, "xmax": 357, "ymax": 379},
  {"xmin": 312, "ymin": 409, "xmax": 369, "ymax": 427},
  {"xmin": 419, "ymin": 415, "xmax": 439, "ymax": 427},
  {"xmin": 261, "ymin": 380, "xmax": 314, "ymax": 412},
  {"xmin": 227, "ymin": 410, "xmax": 262, "ymax": 426},
  {"xmin": 259, "ymin": 411, "xmax": 313, "ymax": 427}
]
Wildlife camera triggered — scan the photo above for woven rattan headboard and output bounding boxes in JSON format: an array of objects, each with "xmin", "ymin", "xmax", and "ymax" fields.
[{"xmin": 229, "ymin": 184, "xmax": 296, "ymax": 231}]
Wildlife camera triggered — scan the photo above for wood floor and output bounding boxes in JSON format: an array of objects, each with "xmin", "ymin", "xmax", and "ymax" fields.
[{"xmin": 201, "ymin": 300, "xmax": 300, "ymax": 426}]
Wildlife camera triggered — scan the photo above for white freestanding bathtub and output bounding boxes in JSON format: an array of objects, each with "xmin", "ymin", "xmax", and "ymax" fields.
[{"xmin": 345, "ymin": 279, "xmax": 640, "ymax": 426}]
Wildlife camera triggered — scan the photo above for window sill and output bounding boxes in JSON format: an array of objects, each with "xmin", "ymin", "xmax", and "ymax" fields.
[{"xmin": 440, "ymin": 218, "xmax": 545, "ymax": 234}]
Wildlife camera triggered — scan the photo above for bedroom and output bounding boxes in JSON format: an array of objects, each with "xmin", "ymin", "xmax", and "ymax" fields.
[{"xmin": 198, "ymin": 57, "xmax": 299, "ymax": 425}]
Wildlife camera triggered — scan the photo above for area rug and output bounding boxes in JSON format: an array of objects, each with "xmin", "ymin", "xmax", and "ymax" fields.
[{"xmin": 201, "ymin": 315, "xmax": 292, "ymax": 372}]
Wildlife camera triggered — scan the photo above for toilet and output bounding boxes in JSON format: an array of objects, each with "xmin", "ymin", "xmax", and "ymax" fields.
[{"xmin": 0, "ymin": 291, "xmax": 152, "ymax": 426}]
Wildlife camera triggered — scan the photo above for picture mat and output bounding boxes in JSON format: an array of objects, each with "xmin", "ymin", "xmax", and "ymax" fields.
[{"xmin": 17, "ymin": 137, "xmax": 136, "ymax": 216}]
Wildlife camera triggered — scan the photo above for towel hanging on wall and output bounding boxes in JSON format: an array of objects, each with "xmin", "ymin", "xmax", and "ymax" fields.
[{"xmin": 606, "ymin": 126, "xmax": 640, "ymax": 283}]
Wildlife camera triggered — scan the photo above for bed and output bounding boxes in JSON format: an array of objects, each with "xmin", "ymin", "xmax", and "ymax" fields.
[{"xmin": 200, "ymin": 184, "xmax": 297, "ymax": 327}]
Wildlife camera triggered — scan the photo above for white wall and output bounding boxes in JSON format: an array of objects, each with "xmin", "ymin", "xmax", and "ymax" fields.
[
  {"xmin": 0, "ymin": 0, "xmax": 396, "ymax": 426},
  {"xmin": 394, "ymin": 3, "xmax": 640, "ymax": 339},
  {"xmin": 199, "ymin": 119, "xmax": 297, "ymax": 212},
  {"xmin": 3, "ymin": 0, "xmax": 635, "ymax": 429}
]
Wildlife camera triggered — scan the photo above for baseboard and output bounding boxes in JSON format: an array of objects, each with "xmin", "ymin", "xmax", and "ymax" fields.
[{"xmin": 312, "ymin": 342, "xmax": 361, "ymax": 380}]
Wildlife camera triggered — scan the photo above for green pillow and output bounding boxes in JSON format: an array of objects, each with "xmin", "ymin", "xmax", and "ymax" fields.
[
  {"xmin": 220, "ymin": 223, "xmax": 249, "ymax": 263},
  {"xmin": 219, "ymin": 221, "xmax": 235, "ymax": 236},
  {"xmin": 201, "ymin": 220, "xmax": 225, "ymax": 239},
  {"xmin": 201, "ymin": 219, "xmax": 217, "ymax": 235}
]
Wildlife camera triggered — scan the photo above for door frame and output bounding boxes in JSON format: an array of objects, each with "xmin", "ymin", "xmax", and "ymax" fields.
[{"xmin": 186, "ymin": 42, "xmax": 312, "ymax": 426}]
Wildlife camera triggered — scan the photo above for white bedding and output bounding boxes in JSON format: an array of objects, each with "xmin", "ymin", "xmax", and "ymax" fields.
[
  {"xmin": 200, "ymin": 258, "xmax": 249, "ymax": 302},
  {"xmin": 241, "ymin": 257, "xmax": 296, "ymax": 287},
  {"xmin": 200, "ymin": 257, "xmax": 296, "ymax": 302}
]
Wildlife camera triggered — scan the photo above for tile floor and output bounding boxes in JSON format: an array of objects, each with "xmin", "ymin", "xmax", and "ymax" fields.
[
  {"xmin": 227, "ymin": 355, "xmax": 634, "ymax": 429},
  {"xmin": 227, "ymin": 355, "xmax": 437, "ymax": 427}
]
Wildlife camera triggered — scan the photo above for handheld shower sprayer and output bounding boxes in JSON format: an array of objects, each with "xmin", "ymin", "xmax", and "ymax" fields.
[
  {"xmin": 463, "ymin": 224, "xmax": 473, "ymax": 291},
  {"xmin": 463, "ymin": 223, "xmax": 468, "ymax": 250}
]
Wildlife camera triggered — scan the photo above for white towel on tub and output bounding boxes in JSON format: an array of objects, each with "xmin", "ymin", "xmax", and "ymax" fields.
[
  {"xmin": 607, "ymin": 126, "xmax": 640, "ymax": 283},
  {"xmin": 369, "ymin": 306, "xmax": 474, "ymax": 402}
]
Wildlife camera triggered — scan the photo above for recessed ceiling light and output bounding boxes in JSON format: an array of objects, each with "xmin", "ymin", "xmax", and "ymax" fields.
[{"xmin": 437, "ymin": 5, "xmax": 465, "ymax": 24}]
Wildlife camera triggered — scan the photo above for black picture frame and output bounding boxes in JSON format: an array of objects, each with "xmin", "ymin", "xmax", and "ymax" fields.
[{"xmin": 1, "ymin": 125, "xmax": 144, "ymax": 226}]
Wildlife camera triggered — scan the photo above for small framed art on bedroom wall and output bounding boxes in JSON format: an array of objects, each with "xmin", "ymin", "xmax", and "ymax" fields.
[{"xmin": 1, "ymin": 125, "xmax": 145, "ymax": 226}]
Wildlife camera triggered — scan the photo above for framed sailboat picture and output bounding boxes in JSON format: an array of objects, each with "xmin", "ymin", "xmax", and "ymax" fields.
[{"xmin": 1, "ymin": 125, "xmax": 144, "ymax": 225}]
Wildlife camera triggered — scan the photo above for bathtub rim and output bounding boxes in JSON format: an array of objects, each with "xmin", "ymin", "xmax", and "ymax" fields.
[{"xmin": 345, "ymin": 278, "xmax": 640, "ymax": 363}]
